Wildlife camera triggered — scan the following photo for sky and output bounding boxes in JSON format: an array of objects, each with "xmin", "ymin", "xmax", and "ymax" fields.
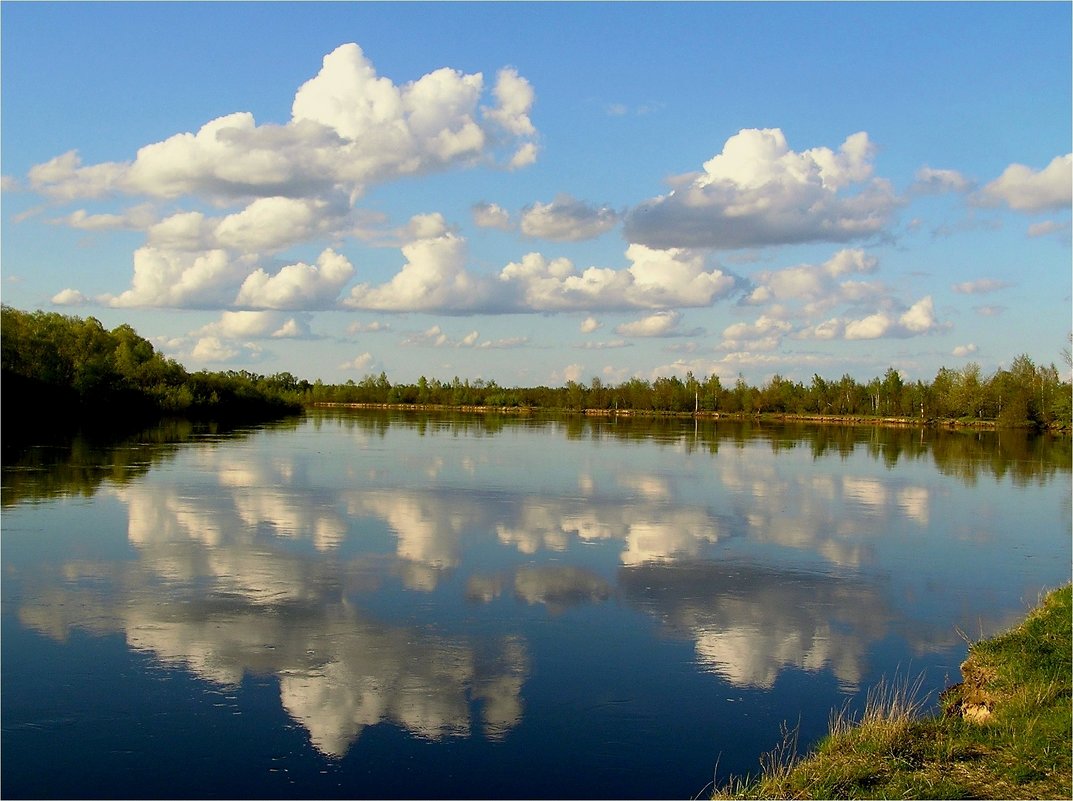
[{"xmin": 2, "ymin": 2, "xmax": 1070, "ymax": 388}]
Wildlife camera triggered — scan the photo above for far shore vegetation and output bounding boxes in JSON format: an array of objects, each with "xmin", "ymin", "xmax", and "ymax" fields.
[
  {"xmin": 3, "ymin": 307, "xmax": 1071, "ymax": 443},
  {"xmin": 709, "ymin": 584, "xmax": 1072, "ymax": 800}
]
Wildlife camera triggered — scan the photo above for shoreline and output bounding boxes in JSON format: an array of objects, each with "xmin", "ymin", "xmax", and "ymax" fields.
[
  {"xmin": 308, "ymin": 402, "xmax": 1067, "ymax": 432},
  {"xmin": 712, "ymin": 584, "xmax": 1073, "ymax": 799}
]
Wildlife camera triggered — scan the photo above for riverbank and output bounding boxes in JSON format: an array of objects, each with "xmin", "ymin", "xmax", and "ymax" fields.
[
  {"xmin": 711, "ymin": 584, "xmax": 1072, "ymax": 799},
  {"xmin": 310, "ymin": 402, "xmax": 1070, "ymax": 432}
]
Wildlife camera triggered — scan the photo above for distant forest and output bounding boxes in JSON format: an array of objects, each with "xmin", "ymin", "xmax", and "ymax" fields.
[{"xmin": 2, "ymin": 306, "xmax": 1071, "ymax": 432}]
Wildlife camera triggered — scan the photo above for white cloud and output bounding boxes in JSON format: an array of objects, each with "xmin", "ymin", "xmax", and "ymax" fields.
[
  {"xmin": 214, "ymin": 197, "xmax": 343, "ymax": 253},
  {"xmin": 579, "ymin": 316, "xmax": 601, "ymax": 333},
  {"xmin": 344, "ymin": 225, "xmax": 486, "ymax": 312},
  {"xmin": 54, "ymin": 204, "xmax": 156, "ymax": 231},
  {"xmin": 236, "ymin": 248, "xmax": 355, "ymax": 310},
  {"xmin": 912, "ymin": 166, "xmax": 972, "ymax": 194},
  {"xmin": 745, "ymin": 248, "xmax": 878, "ymax": 308},
  {"xmin": 189, "ymin": 336, "xmax": 263, "ymax": 363},
  {"xmin": 340, "ymin": 352, "xmax": 375, "ymax": 371},
  {"xmin": 472, "ymin": 202, "xmax": 512, "ymax": 230},
  {"xmin": 561, "ymin": 363, "xmax": 585, "ymax": 383},
  {"xmin": 951, "ymin": 278, "xmax": 1011, "ymax": 295},
  {"xmin": 952, "ymin": 344, "xmax": 978, "ymax": 357},
  {"xmin": 719, "ymin": 315, "xmax": 793, "ymax": 351},
  {"xmin": 624, "ymin": 128, "xmax": 899, "ymax": 249},
  {"xmin": 507, "ymin": 142, "xmax": 539, "ymax": 170},
  {"xmin": 103, "ymin": 247, "xmax": 255, "ymax": 308},
  {"xmin": 28, "ymin": 44, "xmax": 537, "ymax": 206},
  {"xmin": 196, "ymin": 311, "xmax": 310, "ymax": 340},
  {"xmin": 974, "ymin": 305, "xmax": 1005, "ymax": 317},
  {"xmin": 844, "ymin": 296, "xmax": 941, "ymax": 340},
  {"xmin": 898, "ymin": 295, "xmax": 939, "ymax": 333},
  {"xmin": 27, "ymin": 150, "xmax": 125, "ymax": 201},
  {"xmin": 51, "ymin": 288, "xmax": 90, "ymax": 306},
  {"xmin": 403, "ymin": 325, "xmax": 451, "ymax": 347},
  {"xmin": 519, "ymin": 194, "xmax": 619, "ymax": 241},
  {"xmin": 346, "ymin": 228, "xmax": 735, "ymax": 314},
  {"xmin": 614, "ymin": 311, "xmax": 682, "ymax": 338},
  {"xmin": 500, "ymin": 244, "xmax": 735, "ymax": 311},
  {"xmin": 975, "ymin": 154, "xmax": 1072, "ymax": 212}
]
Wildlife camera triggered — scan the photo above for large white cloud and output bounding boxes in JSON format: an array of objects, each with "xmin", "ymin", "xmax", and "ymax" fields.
[
  {"xmin": 499, "ymin": 244, "xmax": 736, "ymax": 312},
  {"xmin": 975, "ymin": 154, "xmax": 1072, "ymax": 212},
  {"xmin": 103, "ymin": 247, "xmax": 256, "ymax": 308},
  {"xmin": 344, "ymin": 224, "xmax": 488, "ymax": 312},
  {"xmin": 236, "ymin": 249, "xmax": 355, "ymax": 310},
  {"xmin": 29, "ymin": 44, "xmax": 538, "ymax": 205},
  {"xmin": 343, "ymin": 221, "xmax": 736, "ymax": 314},
  {"xmin": 623, "ymin": 128, "xmax": 899, "ymax": 249}
]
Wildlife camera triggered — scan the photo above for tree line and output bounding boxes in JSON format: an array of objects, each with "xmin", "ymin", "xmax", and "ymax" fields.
[
  {"xmin": 3, "ymin": 306, "xmax": 1069, "ymax": 433},
  {"xmin": 310, "ymin": 360, "xmax": 1071, "ymax": 429},
  {"xmin": 1, "ymin": 306, "xmax": 303, "ymax": 438}
]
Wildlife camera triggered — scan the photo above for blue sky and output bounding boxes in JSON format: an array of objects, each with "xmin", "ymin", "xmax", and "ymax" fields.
[{"xmin": 3, "ymin": 2, "xmax": 1070, "ymax": 387}]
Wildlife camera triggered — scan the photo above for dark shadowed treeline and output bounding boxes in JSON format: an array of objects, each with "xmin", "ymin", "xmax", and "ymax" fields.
[
  {"xmin": 1, "ymin": 306, "xmax": 304, "ymax": 442},
  {"xmin": 308, "ymin": 360, "xmax": 1071, "ymax": 430}
]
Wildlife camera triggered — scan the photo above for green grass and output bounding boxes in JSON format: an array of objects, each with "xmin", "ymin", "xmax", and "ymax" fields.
[{"xmin": 711, "ymin": 584, "xmax": 1072, "ymax": 799}]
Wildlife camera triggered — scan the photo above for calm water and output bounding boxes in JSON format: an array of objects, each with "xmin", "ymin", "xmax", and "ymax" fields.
[{"xmin": 2, "ymin": 411, "xmax": 1070, "ymax": 799}]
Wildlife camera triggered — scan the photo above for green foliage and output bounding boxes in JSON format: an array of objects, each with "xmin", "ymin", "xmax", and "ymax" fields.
[
  {"xmin": 1, "ymin": 306, "xmax": 302, "ymax": 438},
  {"xmin": 307, "ymin": 354, "xmax": 1071, "ymax": 430}
]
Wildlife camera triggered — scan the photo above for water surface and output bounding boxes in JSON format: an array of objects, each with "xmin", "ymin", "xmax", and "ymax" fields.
[{"xmin": 3, "ymin": 411, "xmax": 1069, "ymax": 798}]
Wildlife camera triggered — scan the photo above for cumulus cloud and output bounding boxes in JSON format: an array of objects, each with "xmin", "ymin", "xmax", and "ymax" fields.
[
  {"xmin": 103, "ymin": 247, "xmax": 256, "ymax": 308},
  {"xmin": 499, "ymin": 244, "xmax": 736, "ymax": 312},
  {"xmin": 951, "ymin": 278, "xmax": 1011, "ymax": 295},
  {"xmin": 472, "ymin": 202, "xmax": 512, "ymax": 230},
  {"xmin": 614, "ymin": 311, "xmax": 685, "ymax": 338},
  {"xmin": 579, "ymin": 316, "xmax": 601, "ymax": 333},
  {"xmin": 340, "ymin": 352, "xmax": 375, "ymax": 371},
  {"xmin": 952, "ymin": 344, "xmax": 978, "ymax": 358},
  {"xmin": 624, "ymin": 128, "xmax": 899, "ymax": 249},
  {"xmin": 975, "ymin": 154, "xmax": 1072, "ymax": 212},
  {"xmin": 189, "ymin": 336, "xmax": 263, "ymax": 364},
  {"xmin": 843, "ymin": 296, "xmax": 942, "ymax": 340},
  {"xmin": 344, "ymin": 224, "xmax": 487, "ymax": 312},
  {"xmin": 345, "ymin": 224, "xmax": 736, "ymax": 314},
  {"xmin": 719, "ymin": 315, "xmax": 793, "ymax": 351},
  {"xmin": 912, "ymin": 166, "xmax": 973, "ymax": 194},
  {"xmin": 51, "ymin": 288, "xmax": 90, "ymax": 306},
  {"xmin": 196, "ymin": 311, "xmax": 311, "ymax": 340},
  {"xmin": 744, "ymin": 248, "xmax": 879, "ymax": 310},
  {"xmin": 236, "ymin": 249, "xmax": 355, "ymax": 309},
  {"xmin": 26, "ymin": 44, "xmax": 540, "ymax": 312},
  {"xmin": 30, "ymin": 45, "xmax": 537, "ymax": 206},
  {"xmin": 403, "ymin": 325, "xmax": 451, "ymax": 347},
  {"xmin": 519, "ymin": 194, "xmax": 619, "ymax": 241}
]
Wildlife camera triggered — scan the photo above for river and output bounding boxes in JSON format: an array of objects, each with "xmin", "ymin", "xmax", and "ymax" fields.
[{"xmin": 2, "ymin": 410, "xmax": 1069, "ymax": 799}]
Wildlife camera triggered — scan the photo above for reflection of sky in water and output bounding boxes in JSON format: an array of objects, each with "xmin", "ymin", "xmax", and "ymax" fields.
[{"xmin": 3, "ymin": 414, "xmax": 1069, "ymax": 796}]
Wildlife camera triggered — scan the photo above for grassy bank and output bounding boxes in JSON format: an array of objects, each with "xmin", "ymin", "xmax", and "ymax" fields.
[{"xmin": 712, "ymin": 584, "xmax": 1072, "ymax": 800}]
